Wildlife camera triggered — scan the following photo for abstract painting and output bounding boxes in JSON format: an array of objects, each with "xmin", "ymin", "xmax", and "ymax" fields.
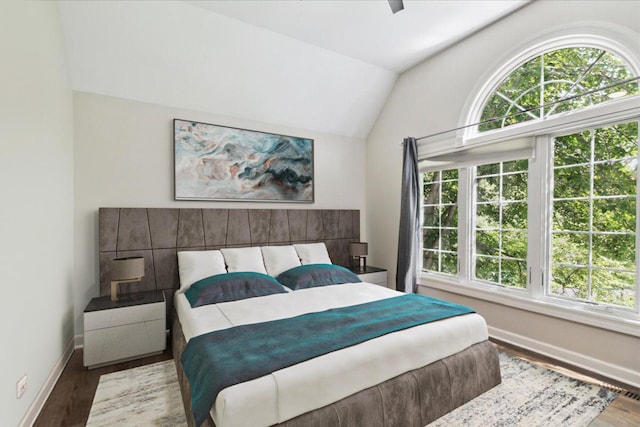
[{"xmin": 174, "ymin": 119, "xmax": 314, "ymax": 202}]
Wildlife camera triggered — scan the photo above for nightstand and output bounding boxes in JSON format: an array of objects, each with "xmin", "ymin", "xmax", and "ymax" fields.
[
  {"xmin": 83, "ymin": 290, "xmax": 166, "ymax": 368},
  {"xmin": 349, "ymin": 265, "xmax": 388, "ymax": 287}
]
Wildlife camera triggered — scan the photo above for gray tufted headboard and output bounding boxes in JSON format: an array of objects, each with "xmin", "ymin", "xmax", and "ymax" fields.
[{"xmin": 98, "ymin": 208, "xmax": 360, "ymax": 301}]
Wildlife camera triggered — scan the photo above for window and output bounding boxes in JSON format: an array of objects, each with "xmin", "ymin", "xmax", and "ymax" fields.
[
  {"xmin": 479, "ymin": 47, "xmax": 638, "ymax": 132},
  {"xmin": 423, "ymin": 169, "xmax": 458, "ymax": 276},
  {"xmin": 551, "ymin": 122, "xmax": 637, "ymax": 308},
  {"xmin": 474, "ymin": 159, "xmax": 528, "ymax": 288},
  {"xmin": 420, "ymin": 43, "xmax": 640, "ymax": 323}
]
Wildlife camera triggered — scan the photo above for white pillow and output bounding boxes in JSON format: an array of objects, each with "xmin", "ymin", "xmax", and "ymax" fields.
[
  {"xmin": 293, "ymin": 243, "xmax": 332, "ymax": 265},
  {"xmin": 261, "ymin": 246, "xmax": 302, "ymax": 277},
  {"xmin": 221, "ymin": 247, "xmax": 268, "ymax": 274},
  {"xmin": 177, "ymin": 250, "xmax": 227, "ymax": 292}
]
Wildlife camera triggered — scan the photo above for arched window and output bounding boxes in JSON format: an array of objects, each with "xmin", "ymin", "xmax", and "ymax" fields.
[
  {"xmin": 478, "ymin": 47, "xmax": 638, "ymax": 132},
  {"xmin": 421, "ymin": 38, "xmax": 640, "ymax": 330}
]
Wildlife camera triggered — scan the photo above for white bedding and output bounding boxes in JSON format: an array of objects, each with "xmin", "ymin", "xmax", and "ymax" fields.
[{"xmin": 175, "ymin": 283, "xmax": 489, "ymax": 427}]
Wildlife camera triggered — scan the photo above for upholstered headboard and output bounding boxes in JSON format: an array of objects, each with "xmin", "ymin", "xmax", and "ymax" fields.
[{"xmin": 98, "ymin": 208, "xmax": 360, "ymax": 298}]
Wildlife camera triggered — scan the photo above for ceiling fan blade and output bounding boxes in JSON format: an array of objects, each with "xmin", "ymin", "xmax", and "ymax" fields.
[{"xmin": 388, "ymin": 0, "xmax": 404, "ymax": 14}]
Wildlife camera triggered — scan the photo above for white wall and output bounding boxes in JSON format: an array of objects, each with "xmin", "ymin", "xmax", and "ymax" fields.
[
  {"xmin": 0, "ymin": 1, "xmax": 74, "ymax": 426},
  {"xmin": 73, "ymin": 92, "xmax": 367, "ymax": 335},
  {"xmin": 366, "ymin": 0, "xmax": 640, "ymax": 384}
]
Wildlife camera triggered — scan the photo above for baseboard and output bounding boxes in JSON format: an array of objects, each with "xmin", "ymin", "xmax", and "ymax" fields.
[
  {"xmin": 75, "ymin": 333, "xmax": 84, "ymax": 349},
  {"xmin": 18, "ymin": 337, "xmax": 75, "ymax": 427},
  {"xmin": 489, "ymin": 326, "xmax": 640, "ymax": 390}
]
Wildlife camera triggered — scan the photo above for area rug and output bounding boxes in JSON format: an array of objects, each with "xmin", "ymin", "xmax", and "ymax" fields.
[
  {"xmin": 428, "ymin": 351, "xmax": 618, "ymax": 426},
  {"xmin": 86, "ymin": 360, "xmax": 187, "ymax": 427},
  {"xmin": 87, "ymin": 352, "xmax": 618, "ymax": 427}
]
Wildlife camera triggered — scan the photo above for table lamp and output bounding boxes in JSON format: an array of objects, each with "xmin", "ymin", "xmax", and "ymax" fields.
[
  {"xmin": 349, "ymin": 242, "xmax": 368, "ymax": 270},
  {"xmin": 110, "ymin": 256, "xmax": 145, "ymax": 302}
]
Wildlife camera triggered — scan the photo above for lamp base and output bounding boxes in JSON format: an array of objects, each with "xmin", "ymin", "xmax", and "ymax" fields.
[
  {"xmin": 110, "ymin": 278, "xmax": 143, "ymax": 302},
  {"xmin": 350, "ymin": 256, "xmax": 367, "ymax": 272}
]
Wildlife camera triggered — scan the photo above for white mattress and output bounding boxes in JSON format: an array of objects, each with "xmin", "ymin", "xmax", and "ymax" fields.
[{"xmin": 175, "ymin": 283, "xmax": 489, "ymax": 427}]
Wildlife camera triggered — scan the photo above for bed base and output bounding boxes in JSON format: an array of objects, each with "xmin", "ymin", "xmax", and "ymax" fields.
[{"xmin": 172, "ymin": 310, "xmax": 501, "ymax": 427}]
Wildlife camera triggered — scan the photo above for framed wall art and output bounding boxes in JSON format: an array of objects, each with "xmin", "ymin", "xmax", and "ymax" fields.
[{"xmin": 174, "ymin": 119, "xmax": 314, "ymax": 202}]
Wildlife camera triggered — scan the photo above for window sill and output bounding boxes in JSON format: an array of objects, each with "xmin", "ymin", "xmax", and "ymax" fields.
[{"xmin": 418, "ymin": 275, "xmax": 640, "ymax": 338}]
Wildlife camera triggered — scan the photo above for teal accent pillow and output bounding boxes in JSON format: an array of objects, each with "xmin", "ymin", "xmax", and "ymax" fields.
[
  {"xmin": 277, "ymin": 264, "xmax": 361, "ymax": 290},
  {"xmin": 185, "ymin": 272, "xmax": 287, "ymax": 307}
]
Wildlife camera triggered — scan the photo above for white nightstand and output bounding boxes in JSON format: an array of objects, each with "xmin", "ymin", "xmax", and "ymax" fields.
[
  {"xmin": 349, "ymin": 266, "xmax": 388, "ymax": 287},
  {"xmin": 83, "ymin": 291, "xmax": 166, "ymax": 368}
]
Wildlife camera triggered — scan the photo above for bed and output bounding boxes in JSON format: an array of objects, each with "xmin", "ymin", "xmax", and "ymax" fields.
[
  {"xmin": 170, "ymin": 243, "xmax": 501, "ymax": 427},
  {"xmin": 97, "ymin": 208, "xmax": 500, "ymax": 426}
]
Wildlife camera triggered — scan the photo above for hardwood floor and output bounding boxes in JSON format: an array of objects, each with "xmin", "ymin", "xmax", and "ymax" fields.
[
  {"xmin": 34, "ymin": 342, "xmax": 638, "ymax": 427},
  {"xmin": 34, "ymin": 350, "xmax": 173, "ymax": 427}
]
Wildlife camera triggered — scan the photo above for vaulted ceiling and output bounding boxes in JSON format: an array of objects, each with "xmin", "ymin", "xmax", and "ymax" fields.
[{"xmin": 58, "ymin": 0, "xmax": 529, "ymax": 138}]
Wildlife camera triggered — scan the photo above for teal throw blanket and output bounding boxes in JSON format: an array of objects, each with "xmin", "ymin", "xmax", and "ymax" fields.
[{"xmin": 181, "ymin": 293, "xmax": 475, "ymax": 425}]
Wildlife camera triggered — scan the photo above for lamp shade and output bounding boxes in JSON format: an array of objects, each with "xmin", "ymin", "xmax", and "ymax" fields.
[
  {"xmin": 111, "ymin": 257, "xmax": 145, "ymax": 281},
  {"xmin": 349, "ymin": 242, "xmax": 368, "ymax": 257}
]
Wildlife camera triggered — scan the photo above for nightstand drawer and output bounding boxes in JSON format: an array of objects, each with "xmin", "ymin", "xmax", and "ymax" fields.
[
  {"xmin": 359, "ymin": 271, "xmax": 387, "ymax": 286},
  {"xmin": 84, "ymin": 301, "xmax": 164, "ymax": 331},
  {"xmin": 84, "ymin": 319, "xmax": 166, "ymax": 367},
  {"xmin": 350, "ymin": 266, "xmax": 388, "ymax": 287},
  {"xmin": 83, "ymin": 291, "xmax": 166, "ymax": 368}
]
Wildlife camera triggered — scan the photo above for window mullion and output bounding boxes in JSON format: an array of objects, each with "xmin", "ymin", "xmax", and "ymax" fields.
[
  {"xmin": 458, "ymin": 167, "xmax": 473, "ymax": 283},
  {"xmin": 437, "ymin": 173, "xmax": 443, "ymax": 273},
  {"xmin": 588, "ymin": 130, "xmax": 596, "ymax": 302},
  {"xmin": 540, "ymin": 53, "xmax": 545, "ymax": 118},
  {"xmin": 529, "ymin": 135, "xmax": 552, "ymax": 299},
  {"xmin": 498, "ymin": 163, "xmax": 504, "ymax": 285},
  {"xmin": 636, "ymin": 119, "xmax": 640, "ymax": 314}
]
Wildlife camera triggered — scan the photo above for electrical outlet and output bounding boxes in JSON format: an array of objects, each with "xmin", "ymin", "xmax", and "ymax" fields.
[{"xmin": 16, "ymin": 375, "xmax": 27, "ymax": 399}]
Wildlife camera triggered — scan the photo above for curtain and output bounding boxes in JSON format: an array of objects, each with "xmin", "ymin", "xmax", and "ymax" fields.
[{"xmin": 396, "ymin": 137, "xmax": 420, "ymax": 293}]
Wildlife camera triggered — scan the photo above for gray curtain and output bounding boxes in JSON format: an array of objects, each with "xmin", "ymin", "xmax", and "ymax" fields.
[{"xmin": 396, "ymin": 137, "xmax": 420, "ymax": 293}]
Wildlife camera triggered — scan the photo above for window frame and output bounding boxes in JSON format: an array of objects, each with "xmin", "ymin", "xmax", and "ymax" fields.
[
  {"xmin": 462, "ymin": 34, "xmax": 640, "ymax": 142},
  {"xmin": 421, "ymin": 117, "xmax": 640, "ymax": 337},
  {"xmin": 473, "ymin": 160, "xmax": 529, "ymax": 289},
  {"xmin": 546, "ymin": 123, "xmax": 638, "ymax": 310},
  {"xmin": 418, "ymin": 38, "xmax": 640, "ymax": 337},
  {"xmin": 422, "ymin": 170, "xmax": 460, "ymax": 277}
]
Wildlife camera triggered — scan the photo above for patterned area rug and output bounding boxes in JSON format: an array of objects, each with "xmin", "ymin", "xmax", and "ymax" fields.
[
  {"xmin": 428, "ymin": 351, "xmax": 618, "ymax": 426},
  {"xmin": 86, "ymin": 360, "xmax": 187, "ymax": 427},
  {"xmin": 87, "ymin": 352, "xmax": 617, "ymax": 427}
]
